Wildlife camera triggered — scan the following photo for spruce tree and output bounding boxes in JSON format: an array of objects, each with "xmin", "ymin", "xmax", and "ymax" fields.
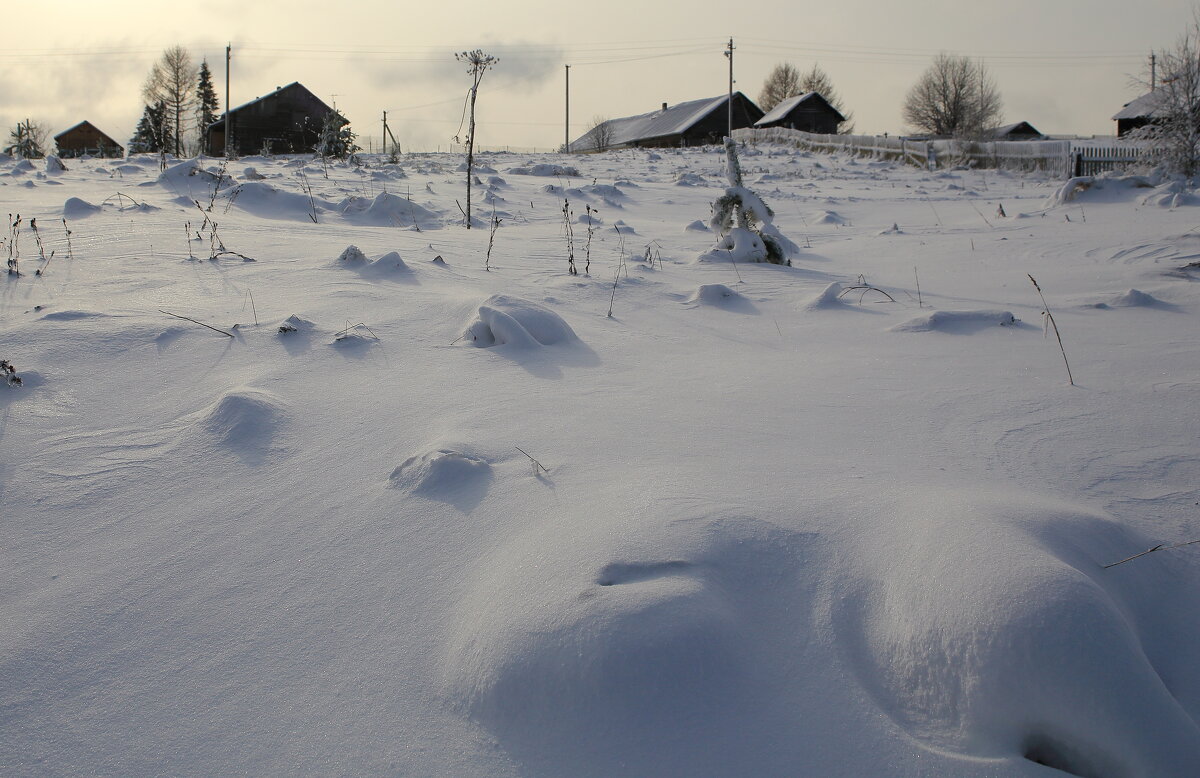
[
  {"xmin": 196, "ymin": 60, "xmax": 220, "ymax": 155},
  {"xmin": 129, "ymin": 102, "xmax": 171, "ymax": 153}
]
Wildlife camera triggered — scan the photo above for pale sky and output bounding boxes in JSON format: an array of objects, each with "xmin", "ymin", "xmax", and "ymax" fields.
[{"xmin": 1, "ymin": 0, "xmax": 1189, "ymax": 153}]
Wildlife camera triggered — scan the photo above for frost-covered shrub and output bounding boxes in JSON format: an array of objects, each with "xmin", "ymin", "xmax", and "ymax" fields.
[{"xmin": 702, "ymin": 139, "xmax": 794, "ymax": 265}]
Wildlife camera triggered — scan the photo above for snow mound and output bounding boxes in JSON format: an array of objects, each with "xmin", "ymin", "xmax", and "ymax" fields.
[
  {"xmin": 686, "ymin": 284, "xmax": 756, "ymax": 313},
  {"xmin": 684, "ymin": 219, "xmax": 709, "ymax": 232},
  {"xmin": 464, "ymin": 295, "xmax": 578, "ymax": 348},
  {"xmin": 190, "ymin": 388, "xmax": 287, "ymax": 460},
  {"xmin": 698, "ymin": 227, "xmax": 790, "ymax": 265},
  {"xmin": 231, "ymin": 181, "xmax": 325, "ymax": 221},
  {"xmin": 388, "ymin": 447, "xmax": 492, "ymax": 510},
  {"xmin": 242, "ymin": 167, "xmax": 265, "ymax": 180},
  {"xmin": 40, "ymin": 309, "xmax": 107, "ymax": 321},
  {"xmin": 838, "ymin": 490, "xmax": 1200, "ymax": 777},
  {"xmin": 443, "ymin": 514, "xmax": 812, "ymax": 775},
  {"xmin": 891, "ymin": 309, "xmax": 1016, "ymax": 333},
  {"xmin": 340, "ymin": 191, "xmax": 443, "ymax": 230},
  {"xmin": 585, "ymin": 184, "xmax": 626, "ymax": 201},
  {"xmin": 675, "ymin": 172, "xmax": 706, "ymax": 186},
  {"xmin": 10, "ymin": 159, "xmax": 35, "ymax": 175},
  {"xmin": 1141, "ymin": 179, "xmax": 1199, "ymax": 208},
  {"xmin": 811, "ymin": 210, "xmax": 846, "ymax": 225},
  {"xmin": 801, "ymin": 282, "xmax": 847, "ymax": 311},
  {"xmin": 1090, "ymin": 288, "xmax": 1164, "ymax": 309},
  {"xmin": 1046, "ymin": 174, "xmax": 1156, "ymax": 207},
  {"xmin": 335, "ymin": 245, "xmax": 369, "ymax": 264},
  {"xmin": 63, "ymin": 197, "xmax": 102, "ymax": 218},
  {"xmin": 366, "ymin": 250, "xmax": 412, "ymax": 275},
  {"xmin": 507, "ymin": 163, "xmax": 579, "ymax": 177},
  {"xmin": 44, "ymin": 155, "xmax": 67, "ymax": 173},
  {"xmin": 157, "ymin": 160, "xmax": 233, "ymax": 196},
  {"xmin": 277, "ymin": 314, "xmax": 316, "ymax": 334}
]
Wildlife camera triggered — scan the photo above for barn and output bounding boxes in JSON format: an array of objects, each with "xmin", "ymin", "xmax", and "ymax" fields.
[
  {"xmin": 53, "ymin": 121, "xmax": 124, "ymax": 158},
  {"xmin": 986, "ymin": 121, "xmax": 1045, "ymax": 141},
  {"xmin": 569, "ymin": 93, "xmax": 764, "ymax": 152},
  {"xmin": 754, "ymin": 92, "xmax": 845, "ymax": 134},
  {"xmin": 1113, "ymin": 91, "xmax": 1167, "ymax": 137},
  {"xmin": 206, "ymin": 82, "xmax": 345, "ymax": 157}
]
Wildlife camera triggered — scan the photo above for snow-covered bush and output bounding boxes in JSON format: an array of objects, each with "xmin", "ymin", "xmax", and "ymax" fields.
[{"xmin": 702, "ymin": 138, "xmax": 794, "ymax": 265}]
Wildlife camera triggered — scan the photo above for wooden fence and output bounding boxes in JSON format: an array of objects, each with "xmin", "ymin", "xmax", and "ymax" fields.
[{"xmin": 733, "ymin": 127, "xmax": 1148, "ymax": 179}]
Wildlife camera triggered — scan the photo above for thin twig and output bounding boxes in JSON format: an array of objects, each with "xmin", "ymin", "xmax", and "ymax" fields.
[
  {"xmin": 1103, "ymin": 540, "xmax": 1200, "ymax": 569},
  {"xmin": 515, "ymin": 446, "xmax": 549, "ymax": 476},
  {"xmin": 1028, "ymin": 274, "xmax": 1074, "ymax": 386},
  {"xmin": 159, "ymin": 309, "xmax": 235, "ymax": 337}
]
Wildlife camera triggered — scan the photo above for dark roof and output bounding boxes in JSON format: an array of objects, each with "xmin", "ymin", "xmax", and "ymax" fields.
[
  {"xmin": 986, "ymin": 121, "xmax": 1044, "ymax": 139},
  {"xmin": 53, "ymin": 120, "xmax": 121, "ymax": 146},
  {"xmin": 754, "ymin": 92, "xmax": 845, "ymax": 126},
  {"xmin": 570, "ymin": 93, "xmax": 757, "ymax": 151},
  {"xmin": 207, "ymin": 82, "xmax": 343, "ymax": 130}
]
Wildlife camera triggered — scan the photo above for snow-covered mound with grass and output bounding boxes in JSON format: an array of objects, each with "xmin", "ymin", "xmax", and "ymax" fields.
[{"xmin": 4, "ymin": 145, "xmax": 1200, "ymax": 777}]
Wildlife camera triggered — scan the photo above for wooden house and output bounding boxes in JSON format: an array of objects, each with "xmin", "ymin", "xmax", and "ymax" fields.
[
  {"xmin": 54, "ymin": 121, "xmax": 124, "ymax": 158},
  {"xmin": 569, "ymin": 93, "xmax": 763, "ymax": 152},
  {"xmin": 206, "ymin": 82, "xmax": 344, "ymax": 156},
  {"xmin": 1113, "ymin": 91, "xmax": 1167, "ymax": 137},
  {"xmin": 986, "ymin": 121, "xmax": 1045, "ymax": 141},
  {"xmin": 754, "ymin": 92, "xmax": 845, "ymax": 134}
]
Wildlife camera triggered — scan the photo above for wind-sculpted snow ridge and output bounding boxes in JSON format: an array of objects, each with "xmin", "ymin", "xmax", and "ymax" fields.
[
  {"xmin": 685, "ymin": 284, "xmax": 757, "ymax": 313},
  {"xmin": 506, "ymin": 163, "xmax": 579, "ymax": 177},
  {"xmin": 891, "ymin": 309, "xmax": 1017, "ymax": 333},
  {"xmin": 156, "ymin": 159, "xmax": 236, "ymax": 198},
  {"xmin": 62, "ymin": 197, "xmax": 101, "ymax": 218},
  {"xmin": 443, "ymin": 512, "xmax": 822, "ymax": 777},
  {"xmin": 1088, "ymin": 288, "xmax": 1168, "ymax": 309},
  {"xmin": 463, "ymin": 295, "xmax": 579, "ymax": 349},
  {"xmin": 339, "ymin": 191, "xmax": 444, "ymax": 230},
  {"xmin": 836, "ymin": 489, "xmax": 1200, "ymax": 778},
  {"xmin": 801, "ymin": 282, "xmax": 849, "ymax": 311},
  {"xmin": 187, "ymin": 388, "xmax": 288, "ymax": 464},
  {"xmin": 388, "ymin": 446, "xmax": 493, "ymax": 511},
  {"xmin": 334, "ymin": 247, "xmax": 414, "ymax": 279},
  {"xmin": 230, "ymin": 181, "xmax": 329, "ymax": 221}
]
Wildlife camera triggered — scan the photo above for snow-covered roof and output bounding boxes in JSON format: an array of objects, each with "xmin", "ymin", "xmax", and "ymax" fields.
[
  {"xmin": 986, "ymin": 121, "xmax": 1043, "ymax": 139},
  {"xmin": 754, "ymin": 92, "xmax": 844, "ymax": 127},
  {"xmin": 570, "ymin": 94, "xmax": 746, "ymax": 151},
  {"xmin": 1113, "ymin": 90, "xmax": 1168, "ymax": 121}
]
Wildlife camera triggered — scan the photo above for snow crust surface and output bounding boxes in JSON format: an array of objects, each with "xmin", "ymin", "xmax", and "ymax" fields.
[{"xmin": 3, "ymin": 145, "xmax": 1200, "ymax": 777}]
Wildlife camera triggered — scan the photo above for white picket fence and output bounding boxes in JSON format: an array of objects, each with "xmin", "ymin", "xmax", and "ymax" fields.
[{"xmin": 733, "ymin": 127, "xmax": 1147, "ymax": 179}]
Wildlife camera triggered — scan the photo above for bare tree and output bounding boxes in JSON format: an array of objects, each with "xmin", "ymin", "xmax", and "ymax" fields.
[
  {"xmin": 758, "ymin": 63, "xmax": 801, "ymax": 112},
  {"xmin": 798, "ymin": 63, "xmax": 855, "ymax": 134},
  {"xmin": 587, "ymin": 116, "xmax": 614, "ymax": 151},
  {"xmin": 143, "ymin": 45, "xmax": 198, "ymax": 157},
  {"xmin": 903, "ymin": 53, "xmax": 1003, "ymax": 138},
  {"xmin": 1132, "ymin": 17, "xmax": 1200, "ymax": 176},
  {"xmin": 454, "ymin": 49, "xmax": 498, "ymax": 229}
]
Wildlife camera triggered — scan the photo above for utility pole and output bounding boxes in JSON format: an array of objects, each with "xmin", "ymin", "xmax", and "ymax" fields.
[
  {"xmin": 1150, "ymin": 52, "xmax": 1157, "ymax": 90},
  {"xmin": 383, "ymin": 111, "xmax": 388, "ymax": 156},
  {"xmin": 224, "ymin": 44, "xmax": 231, "ymax": 158},
  {"xmin": 565, "ymin": 64, "xmax": 570, "ymax": 153},
  {"xmin": 724, "ymin": 38, "xmax": 735, "ymax": 138}
]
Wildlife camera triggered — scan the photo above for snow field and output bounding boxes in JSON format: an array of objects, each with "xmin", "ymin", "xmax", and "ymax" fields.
[{"xmin": 3, "ymin": 146, "xmax": 1200, "ymax": 776}]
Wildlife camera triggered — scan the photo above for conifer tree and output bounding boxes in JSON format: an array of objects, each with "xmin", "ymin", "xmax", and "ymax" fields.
[
  {"xmin": 129, "ymin": 102, "xmax": 172, "ymax": 154},
  {"xmin": 196, "ymin": 60, "xmax": 220, "ymax": 155},
  {"xmin": 315, "ymin": 110, "xmax": 359, "ymax": 160}
]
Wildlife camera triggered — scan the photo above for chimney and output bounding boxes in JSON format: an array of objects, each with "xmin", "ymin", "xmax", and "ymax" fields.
[{"xmin": 662, "ymin": 102, "xmax": 668, "ymax": 112}]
